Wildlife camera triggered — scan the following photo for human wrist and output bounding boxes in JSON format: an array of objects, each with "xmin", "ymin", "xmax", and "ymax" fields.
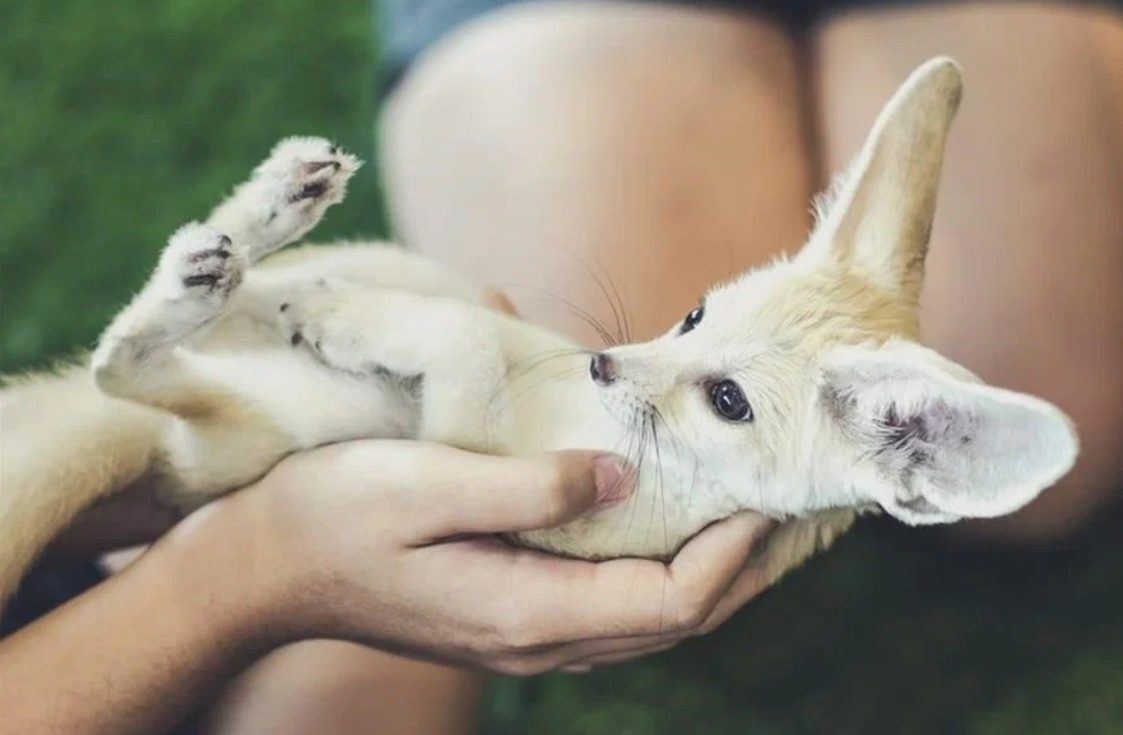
[{"xmin": 155, "ymin": 491, "xmax": 306, "ymax": 658}]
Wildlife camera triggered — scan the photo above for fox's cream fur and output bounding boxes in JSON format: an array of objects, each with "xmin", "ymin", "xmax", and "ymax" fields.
[{"xmin": 0, "ymin": 58, "xmax": 1079, "ymax": 609}]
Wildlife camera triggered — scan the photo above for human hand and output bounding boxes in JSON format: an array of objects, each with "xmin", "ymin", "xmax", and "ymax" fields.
[{"xmin": 223, "ymin": 441, "xmax": 775, "ymax": 676}]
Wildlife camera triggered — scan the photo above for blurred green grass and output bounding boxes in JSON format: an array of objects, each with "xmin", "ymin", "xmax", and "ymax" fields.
[
  {"xmin": 0, "ymin": 0, "xmax": 388, "ymax": 373},
  {"xmin": 2, "ymin": 2, "xmax": 1121, "ymax": 734}
]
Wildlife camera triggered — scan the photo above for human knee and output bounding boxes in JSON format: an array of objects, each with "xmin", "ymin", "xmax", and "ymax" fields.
[
  {"xmin": 380, "ymin": 2, "xmax": 801, "ymax": 161},
  {"xmin": 382, "ymin": 4, "xmax": 627, "ymax": 153}
]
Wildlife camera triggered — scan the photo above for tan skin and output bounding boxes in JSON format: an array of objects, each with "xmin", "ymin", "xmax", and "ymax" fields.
[{"xmin": 204, "ymin": 3, "xmax": 1122, "ymax": 734}]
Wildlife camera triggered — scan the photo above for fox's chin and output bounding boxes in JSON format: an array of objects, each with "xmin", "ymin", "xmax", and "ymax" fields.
[{"xmin": 593, "ymin": 385, "xmax": 653, "ymax": 431}]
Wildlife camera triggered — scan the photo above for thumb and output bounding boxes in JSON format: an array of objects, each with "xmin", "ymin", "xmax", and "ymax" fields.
[{"xmin": 419, "ymin": 449, "xmax": 633, "ymax": 539}]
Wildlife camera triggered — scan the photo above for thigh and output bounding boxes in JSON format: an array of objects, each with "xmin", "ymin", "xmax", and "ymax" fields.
[
  {"xmin": 380, "ymin": 0, "xmax": 814, "ymax": 343},
  {"xmin": 813, "ymin": 2, "xmax": 1123, "ymax": 540},
  {"xmin": 200, "ymin": 641, "xmax": 485, "ymax": 735}
]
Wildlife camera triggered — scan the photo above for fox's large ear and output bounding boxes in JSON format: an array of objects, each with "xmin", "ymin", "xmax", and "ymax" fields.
[
  {"xmin": 798, "ymin": 57, "xmax": 962, "ymax": 307},
  {"xmin": 819, "ymin": 341, "xmax": 1079, "ymax": 525}
]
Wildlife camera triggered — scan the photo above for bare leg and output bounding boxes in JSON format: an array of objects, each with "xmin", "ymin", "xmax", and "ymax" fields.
[
  {"xmin": 814, "ymin": 2, "xmax": 1123, "ymax": 542},
  {"xmin": 380, "ymin": 1, "xmax": 813, "ymax": 343},
  {"xmin": 204, "ymin": 3, "xmax": 814, "ymax": 733},
  {"xmin": 202, "ymin": 643, "xmax": 484, "ymax": 735}
]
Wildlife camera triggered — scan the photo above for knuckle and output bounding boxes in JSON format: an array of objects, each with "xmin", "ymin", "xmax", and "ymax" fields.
[
  {"xmin": 693, "ymin": 614, "xmax": 721, "ymax": 638},
  {"xmin": 542, "ymin": 484, "xmax": 572, "ymax": 525},
  {"xmin": 493, "ymin": 609, "xmax": 547, "ymax": 655},
  {"xmin": 539, "ymin": 465, "xmax": 578, "ymax": 524},
  {"xmin": 673, "ymin": 595, "xmax": 712, "ymax": 633}
]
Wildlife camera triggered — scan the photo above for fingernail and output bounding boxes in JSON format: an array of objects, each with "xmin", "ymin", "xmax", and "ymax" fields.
[{"xmin": 593, "ymin": 455, "xmax": 632, "ymax": 506}]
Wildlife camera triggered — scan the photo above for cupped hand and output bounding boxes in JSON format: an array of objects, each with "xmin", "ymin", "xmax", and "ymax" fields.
[{"xmin": 233, "ymin": 441, "xmax": 775, "ymax": 676}]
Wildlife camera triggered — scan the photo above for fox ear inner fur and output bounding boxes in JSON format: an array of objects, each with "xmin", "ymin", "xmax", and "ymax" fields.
[{"xmin": 819, "ymin": 340, "xmax": 1080, "ymax": 525}]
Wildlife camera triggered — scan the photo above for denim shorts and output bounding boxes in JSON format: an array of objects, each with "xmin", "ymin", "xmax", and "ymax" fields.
[{"xmin": 377, "ymin": 0, "xmax": 1122, "ymax": 96}]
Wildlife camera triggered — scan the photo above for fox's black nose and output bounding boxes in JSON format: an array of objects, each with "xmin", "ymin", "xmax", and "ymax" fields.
[{"xmin": 590, "ymin": 353, "xmax": 616, "ymax": 386}]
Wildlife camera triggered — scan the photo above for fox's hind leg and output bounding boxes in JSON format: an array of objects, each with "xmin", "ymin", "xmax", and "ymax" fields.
[{"xmin": 280, "ymin": 286, "xmax": 514, "ymax": 455}]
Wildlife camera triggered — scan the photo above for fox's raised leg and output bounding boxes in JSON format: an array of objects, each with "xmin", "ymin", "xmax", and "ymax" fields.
[
  {"xmin": 206, "ymin": 136, "xmax": 360, "ymax": 263},
  {"xmin": 91, "ymin": 223, "xmax": 250, "ymax": 417},
  {"xmin": 89, "ymin": 223, "xmax": 304, "ymax": 512},
  {"xmin": 279, "ymin": 287, "xmax": 514, "ymax": 454},
  {"xmin": 92, "ymin": 137, "xmax": 357, "ymax": 413}
]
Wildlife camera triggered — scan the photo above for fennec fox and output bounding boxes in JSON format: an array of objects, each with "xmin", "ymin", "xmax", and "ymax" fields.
[{"xmin": 0, "ymin": 58, "xmax": 1078, "ymax": 609}]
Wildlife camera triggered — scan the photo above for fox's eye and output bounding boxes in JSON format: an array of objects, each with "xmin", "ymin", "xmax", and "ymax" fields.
[
  {"xmin": 680, "ymin": 306, "xmax": 705, "ymax": 335},
  {"xmin": 709, "ymin": 379, "xmax": 753, "ymax": 422}
]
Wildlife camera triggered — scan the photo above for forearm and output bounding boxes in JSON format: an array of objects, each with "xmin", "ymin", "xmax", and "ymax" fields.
[{"xmin": 0, "ymin": 499, "xmax": 283, "ymax": 735}]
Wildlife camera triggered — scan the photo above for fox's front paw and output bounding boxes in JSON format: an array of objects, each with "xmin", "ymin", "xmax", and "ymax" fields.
[
  {"xmin": 248, "ymin": 137, "xmax": 359, "ymax": 252},
  {"xmin": 210, "ymin": 137, "xmax": 361, "ymax": 261},
  {"xmin": 90, "ymin": 223, "xmax": 239, "ymax": 390},
  {"xmin": 157, "ymin": 223, "xmax": 247, "ymax": 314},
  {"xmin": 257, "ymin": 136, "xmax": 359, "ymax": 210}
]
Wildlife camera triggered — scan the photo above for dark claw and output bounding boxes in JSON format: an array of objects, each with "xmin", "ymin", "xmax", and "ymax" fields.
[
  {"xmin": 291, "ymin": 182, "xmax": 326, "ymax": 202},
  {"xmin": 314, "ymin": 340, "xmax": 323, "ymax": 351},
  {"xmin": 187, "ymin": 248, "xmax": 229, "ymax": 263},
  {"xmin": 184, "ymin": 274, "xmax": 220, "ymax": 288},
  {"xmin": 291, "ymin": 332, "xmax": 303, "ymax": 346},
  {"xmin": 303, "ymin": 161, "xmax": 336, "ymax": 175}
]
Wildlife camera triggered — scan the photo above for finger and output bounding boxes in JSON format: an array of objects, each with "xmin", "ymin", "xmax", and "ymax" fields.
[
  {"xmin": 397, "ymin": 446, "xmax": 633, "ymax": 539},
  {"xmin": 698, "ymin": 560, "xmax": 772, "ymax": 634},
  {"xmin": 662, "ymin": 512, "xmax": 776, "ymax": 629},
  {"xmin": 496, "ymin": 511, "xmax": 774, "ymax": 643},
  {"xmin": 548, "ymin": 523, "xmax": 775, "ymax": 663},
  {"xmin": 501, "ymin": 632, "xmax": 682, "ymax": 675},
  {"xmin": 568, "ymin": 640, "xmax": 679, "ymax": 669},
  {"xmin": 488, "ymin": 630, "xmax": 681, "ymax": 676},
  {"xmin": 557, "ymin": 632, "xmax": 682, "ymax": 665},
  {"xmin": 482, "ymin": 288, "xmax": 521, "ymax": 318},
  {"xmin": 417, "ymin": 515, "xmax": 769, "ymax": 673}
]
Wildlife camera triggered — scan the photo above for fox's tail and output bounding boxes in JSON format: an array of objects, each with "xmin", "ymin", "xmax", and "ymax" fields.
[{"xmin": 0, "ymin": 360, "xmax": 162, "ymax": 609}]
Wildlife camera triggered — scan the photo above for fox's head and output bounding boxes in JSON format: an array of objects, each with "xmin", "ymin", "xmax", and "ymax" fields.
[{"xmin": 591, "ymin": 58, "xmax": 1079, "ymax": 526}]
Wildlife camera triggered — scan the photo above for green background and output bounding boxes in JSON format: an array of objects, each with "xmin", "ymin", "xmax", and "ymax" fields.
[{"xmin": 1, "ymin": 1, "xmax": 1120, "ymax": 732}]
